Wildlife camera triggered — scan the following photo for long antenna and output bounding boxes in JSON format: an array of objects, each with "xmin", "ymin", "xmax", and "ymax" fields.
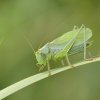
[{"xmin": 24, "ymin": 36, "xmax": 35, "ymax": 53}]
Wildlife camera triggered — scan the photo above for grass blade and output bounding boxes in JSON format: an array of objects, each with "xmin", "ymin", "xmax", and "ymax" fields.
[{"xmin": 0, "ymin": 56, "xmax": 100, "ymax": 100}]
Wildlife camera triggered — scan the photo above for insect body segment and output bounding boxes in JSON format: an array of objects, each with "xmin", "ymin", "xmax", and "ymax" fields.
[
  {"xmin": 34, "ymin": 25, "xmax": 92, "ymax": 76},
  {"xmin": 35, "ymin": 43, "xmax": 51, "ymax": 66}
]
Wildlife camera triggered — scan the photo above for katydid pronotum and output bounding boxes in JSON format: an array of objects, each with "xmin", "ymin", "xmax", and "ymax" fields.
[{"xmin": 25, "ymin": 25, "xmax": 92, "ymax": 76}]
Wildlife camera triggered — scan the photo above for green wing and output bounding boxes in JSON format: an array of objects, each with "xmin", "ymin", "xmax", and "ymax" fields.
[
  {"xmin": 52, "ymin": 28, "xmax": 92, "ymax": 59},
  {"xmin": 51, "ymin": 30, "xmax": 78, "ymax": 45},
  {"xmin": 73, "ymin": 28, "xmax": 92, "ymax": 47},
  {"xmin": 53, "ymin": 30, "xmax": 79, "ymax": 59},
  {"xmin": 51, "ymin": 28, "xmax": 92, "ymax": 46},
  {"xmin": 49, "ymin": 30, "xmax": 78, "ymax": 56}
]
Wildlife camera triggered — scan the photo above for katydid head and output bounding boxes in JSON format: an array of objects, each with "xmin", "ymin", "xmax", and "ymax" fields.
[
  {"xmin": 35, "ymin": 50, "xmax": 46, "ymax": 68},
  {"xmin": 24, "ymin": 36, "xmax": 46, "ymax": 70}
]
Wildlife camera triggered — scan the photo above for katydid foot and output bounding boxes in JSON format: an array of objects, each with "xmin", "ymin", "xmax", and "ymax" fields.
[
  {"xmin": 48, "ymin": 71, "xmax": 51, "ymax": 77},
  {"xmin": 84, "ymin": 57, "xmax": 94, "ymax": 61},
  {"xmin": 69, "ymin": 64, "xmax": 74, "ymax": 67}
]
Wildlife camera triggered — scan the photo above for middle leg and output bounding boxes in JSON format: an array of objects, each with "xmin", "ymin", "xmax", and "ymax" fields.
[
  {"xmin": 47, "ymin": 60, "xmax": 51, "ymax": 76},
  {"xmin": 66, "ymin": 54, "xmax": 73, "ymax": 67}
]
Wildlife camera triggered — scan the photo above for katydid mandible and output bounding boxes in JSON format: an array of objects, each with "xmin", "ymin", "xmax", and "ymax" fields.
[{"xmin": 26, "ymin": 25, "xmax": 92, "ymax": 76}]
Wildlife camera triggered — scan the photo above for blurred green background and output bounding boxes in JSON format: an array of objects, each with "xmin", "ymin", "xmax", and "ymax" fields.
[{"xmin": 0, "ymin": 0, "xmax": 100, "ymax": 100}]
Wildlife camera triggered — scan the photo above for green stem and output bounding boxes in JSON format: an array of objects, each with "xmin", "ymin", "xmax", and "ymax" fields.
[{"xmin": 0, "ymin": 56, "xmax": 100, "ymax": 100}]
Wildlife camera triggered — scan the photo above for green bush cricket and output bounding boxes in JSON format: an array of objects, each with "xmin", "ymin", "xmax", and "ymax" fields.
[{"xmin": 25, "ymin": 25, "xmax": 92, "ymax": 76}]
